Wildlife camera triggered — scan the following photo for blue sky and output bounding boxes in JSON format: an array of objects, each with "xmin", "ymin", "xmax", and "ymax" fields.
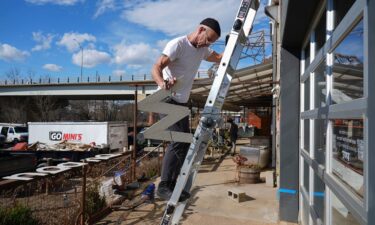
[
  {"xmin": 335, "ymin": 19, "xmax": 363, "ymax": 64},
  {"xmin": 0, "ymin": 0, "xmax": 270, "ymax": 81}
]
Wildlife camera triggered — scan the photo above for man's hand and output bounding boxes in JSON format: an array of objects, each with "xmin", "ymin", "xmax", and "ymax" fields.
[
  {"xmin": 152, "ymin": 54, "xmax": 174, "ymax": 90},
  {"xmin": 206, "ymin": 51, "xmax": 222, "ymax": 63},
  {"xmin": 161, "ymin": 77, "xmax": 177, "ymax": 90}
]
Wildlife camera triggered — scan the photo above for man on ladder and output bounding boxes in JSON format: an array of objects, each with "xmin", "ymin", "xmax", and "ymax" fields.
[
  {"xmin": 139, "ymin": 1, "xmax": 259, "ymax": 224},
  {"xmin": 151, "ymin": 18, "xmax": 223, "ymax": 202}
]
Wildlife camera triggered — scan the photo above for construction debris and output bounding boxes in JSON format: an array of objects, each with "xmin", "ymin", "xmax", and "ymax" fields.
[{"xmin": 28, "ymin": 140, "xmax": 97, "ymax": 151}]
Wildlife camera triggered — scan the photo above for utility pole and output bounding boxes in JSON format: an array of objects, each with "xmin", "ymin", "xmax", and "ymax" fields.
[{"xmin": 73, "ymin": 39, "xmax": 83, "ymax": 82}]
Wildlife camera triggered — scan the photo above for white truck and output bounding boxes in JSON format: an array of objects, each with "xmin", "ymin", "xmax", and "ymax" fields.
[
  {"xmin": 28, "ymin": 122, "xmax": 128, "ymax": 151},
  {"xmin": 0, "ymin": 123, "xmax": 28, "ymax": 143}
]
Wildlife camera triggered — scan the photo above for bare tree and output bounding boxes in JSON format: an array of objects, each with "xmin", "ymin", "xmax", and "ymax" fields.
[
  {"xmin": 96, "ymin": 100, "xmax": 122, "ymax": 121},
  {"xmin": 0, "ymin": 97, "xmax": 28, "ymax": 123},
  {"xmin": 97, "ymin": 100, "xmax": 109, "ymax": 121},
  {"xmin": 107, "ymin": 100, "xmax": 120, "ymax": 121},
  {"xmin": 118, "ymin": 102, "xmax": 134, "ymax": 123},
  {"xmin": 5, "ymin": 67, "xmax": 21, "ymax": 84},
  {"xmin": 33, "ymin": 96, "xmax": 59, "ymax": 122},
  {"xmin": 27, "ymin": 69, "xmax": 36, "ymax": 84},
  {"xmin": 67, "ymin": 100, "xmax": 92, "ymax": 121}
]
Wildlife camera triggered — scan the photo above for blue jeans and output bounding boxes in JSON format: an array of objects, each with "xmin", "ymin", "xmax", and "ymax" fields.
[{"xmin": 160, "ymin": 100, "xmax": 190, "ymax": 183}]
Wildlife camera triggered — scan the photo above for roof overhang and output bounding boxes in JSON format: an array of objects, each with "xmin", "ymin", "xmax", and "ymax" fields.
[{"xmin": 190, "ymin": 62, "xmax": 274, "ymax": 111}]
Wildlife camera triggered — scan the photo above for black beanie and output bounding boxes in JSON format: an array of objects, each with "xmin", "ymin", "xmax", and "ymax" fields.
[{"xmin": 200, "ymin": 18, "xmax": 221, "ymax": 37}]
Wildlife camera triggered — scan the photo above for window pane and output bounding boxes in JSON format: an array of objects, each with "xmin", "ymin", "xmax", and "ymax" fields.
[
  {"xmin": 334, "ymin": 0, "xmax": 356, "ymax": 29},
  {"xmin": 304, "ymin": 119, "xmax": 310, "ymax": 152},
  {"xmin": 304, "ymin": 78, "xmax": 310, "ymax": 111},
  {"xmin": 304, "ymin": 45, "xmax": 311, "ymax": 70},
  {"xmin": 331, "ymin": 191, "xmax": 361, "ymax": 225},
  {"xmin": 314, "ymin": 61, "xmax": 326, "ymax": 108},
  {"xmin": 332, "ymin": 20, "xmax": 363, "ymax": 104},
  {"xmin": 332, "ymin": 119, "xmax": 364, "ymax": 198},
  {"xmin": 303, "ymin": 160, "xmax": 310, "ymax": 192},
  {"xmin": 313, "ymin": 173, "xmax": 325, "ymax": 222},
  {"xmin": 315, "ymin": 119, "xmax": 326, "ymax": 165}
]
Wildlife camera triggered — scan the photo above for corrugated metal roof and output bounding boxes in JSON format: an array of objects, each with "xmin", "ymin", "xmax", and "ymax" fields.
[{"xmin": 190, "ymin": 62, "xmax": 274, "ymax": 111}]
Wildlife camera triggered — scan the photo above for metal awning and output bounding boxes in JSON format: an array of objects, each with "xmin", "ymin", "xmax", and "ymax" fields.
[{"xmin": 190, "ymin": 62, "xmax": 274, "ymax": 111}]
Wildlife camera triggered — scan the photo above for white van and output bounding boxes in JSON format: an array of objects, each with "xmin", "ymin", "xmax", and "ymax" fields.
[{"xmin": 0, "ymin": 124, "xmax": 28, "ymax": 143}]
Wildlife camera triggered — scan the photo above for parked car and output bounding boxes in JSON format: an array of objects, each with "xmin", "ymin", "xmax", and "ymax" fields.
[{"xmin": 0, "ymin": 124, "xmax": 28, "ymax": 144}]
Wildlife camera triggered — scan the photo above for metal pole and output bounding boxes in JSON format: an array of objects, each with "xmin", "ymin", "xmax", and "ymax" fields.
[
  {"xmin": 81, "ymin": 160, "xmax": 87, "ymax": 225},
  {"xmin": 158, "ymin": 145, "xmax": 161, "ymax": 176},
  {"xmin": 132, "ymin": 85, "xmax": 138, "ymax": 181},
  {"xmin": 80, "ymin": 47, "xmax": 83, "ymax": 82}
]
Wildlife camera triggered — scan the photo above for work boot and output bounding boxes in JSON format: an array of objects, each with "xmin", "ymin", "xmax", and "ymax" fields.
[
  {"xmin": 157, "ymin": 181, "xmax": 190, "ymax": 202},
  {"xmin": 170, "ymin": 181, "xmax": 191, "ymax": 201},
  {"xmin": 157, "ymin": 181, "xmax": 172, "ymax": 200}
]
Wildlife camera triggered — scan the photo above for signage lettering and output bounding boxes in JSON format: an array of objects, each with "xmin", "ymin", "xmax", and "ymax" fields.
[{"xmin": 49, "ymin": 131, "xmax": 83, "ymax": 141}]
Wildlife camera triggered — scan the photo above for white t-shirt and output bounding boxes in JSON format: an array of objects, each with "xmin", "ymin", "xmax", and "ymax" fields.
[{"xmin": 162, "ymin": 36, "xmax": 213, "ymax": 103}]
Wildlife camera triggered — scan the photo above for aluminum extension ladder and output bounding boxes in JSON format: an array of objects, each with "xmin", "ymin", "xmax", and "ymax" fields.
[{"xmin": 138, "ymin": 1, "xmax": 259, "ymax": 224}]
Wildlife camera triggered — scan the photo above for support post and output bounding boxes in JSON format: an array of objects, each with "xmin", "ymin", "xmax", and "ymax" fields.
[
  {"xmin": 366, "ymin": 1, "xmax": 375, "ymax": 224},
  {"xmin": 80, "ymin": 161, "xmax": 87, "ymax": 225},
  {"xmin": 132, "ymin": 85, "xmax": 138, "ymax": 181},
  {"xmin": 279, "ymin": 47, "xmax": 300, "ymax": 223}
]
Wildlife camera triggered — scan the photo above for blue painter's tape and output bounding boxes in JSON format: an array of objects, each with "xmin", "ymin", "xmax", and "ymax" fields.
[
  {"xmin": 313, "ymin": 192, "xmax": 325, "ymax": 197},
  {"xmin": 278, "ymin": 188, "xmax": 297, "ymax": 195}
]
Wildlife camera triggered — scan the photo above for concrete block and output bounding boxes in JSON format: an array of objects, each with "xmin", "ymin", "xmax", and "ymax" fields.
[
  {"xmin": 264, "ymin": 171, "xmax": 275, "ymax": 187},
  {"xmin": 227, "ymin": 188, "xmax": 246, "ymax": 203}
]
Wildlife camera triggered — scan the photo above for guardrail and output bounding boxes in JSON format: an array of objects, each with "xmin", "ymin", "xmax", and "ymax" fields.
[{"xmin": 0, "ymin": 71, "xmax": 211, "ymax": 86}]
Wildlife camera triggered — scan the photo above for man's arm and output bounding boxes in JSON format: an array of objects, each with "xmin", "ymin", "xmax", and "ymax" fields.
[
  {"xmin": 205, "ymin": 51, "xmax": 222, "ymax": 63},
  {"xmin": 151, "ymin": 54, "xmax": 175, "ymax": 89}
]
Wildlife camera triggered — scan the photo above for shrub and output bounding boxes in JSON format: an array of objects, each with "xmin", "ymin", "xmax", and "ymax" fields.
[
  {"xmin": 0, "ymin": 204, "xmax": 41, "ymax": 225},
  {"xmin": 86, "ymin": 183, "xmax": 106, "ymax": 216},
  {"xmin": 137, "ymin": 157, "xmax": 159, "ymax": 179}
]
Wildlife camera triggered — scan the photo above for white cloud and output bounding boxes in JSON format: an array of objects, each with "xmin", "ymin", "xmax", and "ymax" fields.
[
  {"xmin": 122, "ymin": 0, "xmax": 268, "ymax": 38},
  {"xmin": 112, "ymin": 69, "xmax": 126, "ymax": 77},
  {"xmin": 0, "ymin": 43, "xmax": 30, "ymax": 62},
  {"xmin": 94, "ymin": 0, "xmax": 117, "ymax": 18},
  {"xmin": 113, "ymin": 42, "xmax": 158, "ymax": 66},
  {"xmin": 32, "ymin": 32, "xmax": 54, "ymax": 51},
  {"xmin": 25, "ymin": 0, "xmax": 84, "ymax": 5},
  {"xmin": 57, "ymin": 32, "xmax": 96, "ymax": 52},
  {"xmin": 72, "ymin": 49, "xmax": 111, "ymax": 68},
  {"xmin": 43, "ymin": 63, "xmax": 63, "ymax": 72},
  {"xmin": 122, "ymin": 0, "xmax": 238, "ymax": 37}
]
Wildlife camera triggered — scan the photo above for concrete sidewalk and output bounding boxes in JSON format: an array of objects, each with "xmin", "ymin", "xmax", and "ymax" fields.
[
  {"xmin": 176, "ymin": 155, "xmax": 279, "ymax": 225},
  {"xmin": 96, "ymin": 152, "xmax": 288, "ymax": 225}
]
